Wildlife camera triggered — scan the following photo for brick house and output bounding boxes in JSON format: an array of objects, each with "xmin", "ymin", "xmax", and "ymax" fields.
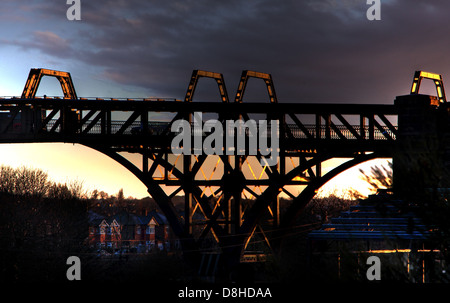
[{"xmin": 88, "ymin": 210, "xmax": 179, "ymax": 253}]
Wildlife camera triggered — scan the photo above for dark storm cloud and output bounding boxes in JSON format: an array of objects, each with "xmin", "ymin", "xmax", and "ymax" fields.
[
  {"xmin": 5, "ymin": 31, "xmax": 72, "ymax": 57},
  {"xmin": 9, "ymin": 0, "xmax": 450, "ymax": 103}
]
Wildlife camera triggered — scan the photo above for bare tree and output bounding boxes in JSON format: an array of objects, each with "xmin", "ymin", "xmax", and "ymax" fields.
[
  {"xmin": 0, "ymin": 165, "xmax": 50, "ymax": 197},
  {"xmin": 0, "ymin": 165, "xmax": 16, "ymax": 193},
  {"xmin": 47, "ymin": 183, "xmax": 73, "ymax": 200},
  {"xmin": 359, "ymin": 161, "xmax": 393, "ymax": 192},
  {"xmin": 68, "ymin": 179, "xmax": 86, "ymax": 199},
  {"xmin": 16, "ymin": 166, "xmax": 49, "ymax": 197},
  {"xmin": 90, "ymin": 189, "xmax": 99, "ymax": 200}
]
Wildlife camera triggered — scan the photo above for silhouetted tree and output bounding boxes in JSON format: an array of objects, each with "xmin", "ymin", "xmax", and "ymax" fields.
[
  {"xmin": 0, "ymin": 165, "xmax": 50, "ymax": 197},
  {"xmin": 0, "ymin": 165, "xmax": 89, "ymax": 281},
  {"xmin": 90, "ymin": 189, "xmax": 99, "ymax": 200},
  {"xmin": 68, "ymin": 179, "xmax": 86, "ymax": 199},
  {"xmin": 99, "ymin": 191, "xmax": 109, "ymax": 200},
  {"xmin": 359, "ymin": 161, "xmax": 393, "ymax": 192},
  {"xmin": 47, "ymin": 182, "xmax": 73, "ymax": 200}
]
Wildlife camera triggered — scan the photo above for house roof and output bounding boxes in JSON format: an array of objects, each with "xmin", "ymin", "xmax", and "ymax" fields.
[
  {"xmin": 88, "ymin": 210, "xmax": 168, "ymax": 226},
  {"xmin": 110, "ymin": 212, "xmax": 142, "ymax": 226},
  {"xmin": 88, "ymin": 210, "xmax": 105, "ymax": 226},
  {"xmin": 141, "ymin": 210, "xmax": 168, "ymax": 225}
]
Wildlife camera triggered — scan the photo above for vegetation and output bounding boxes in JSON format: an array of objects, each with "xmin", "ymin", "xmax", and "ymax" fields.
[
  {"xmin": 0, "ymin": 166, "xmax": 88, "ymax": 281},
  {"xmin": 0, "ymin": 165, "xmax": 182, "ymax": 282},
  {"xmin": 4, "ymin": 162, "xmax": 428, "ymax": 283},
  {"xmin": 359, "ymin": 161, "xmax": 393, "ymax": 192}
]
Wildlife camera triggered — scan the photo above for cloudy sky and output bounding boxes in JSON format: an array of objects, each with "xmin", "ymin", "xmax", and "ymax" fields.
[{"xmin": 0, "ymin": 0, "xmax": 447, "ymax": 198}]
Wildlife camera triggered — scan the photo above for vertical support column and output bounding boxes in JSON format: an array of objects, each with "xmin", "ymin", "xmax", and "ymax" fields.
[
  {"xmin": 141, "ymin": 111, "xmax": 149, "ymax": 175},
  {"xmin": 315, "ymin": 113, "xmax": 323, "ymax": 182},
  {"xmin": 62, "ymin": 105, "xmax": 81, "ymax": 135},
  {"xmin": 393, "ymin": 94, "xmax": 443, "ymax": 197},
  {"xmin": 224, "ymin": 155, "xmax": 232, "ymax": 234},
  {"xmin": 273, "ymin": 114, "xmax": 285, "ymax": 228},
  {"xmin": 224, "ymin": 194, "xmax": 231, "ymax": 234},
  {"xmin": 368, "ymin": 114, "xmax": 375, "ymax": 141},
  {"xmin": 142, "ymin": 148, "xmax": 148, "ymax": 174},
  {"xmin": 100, "ymin": 110, "xmax": 106, "ymax": 135},
  {"xmin": 183, "ymin": 111, "xmax": 194, "ymax": 235},
  {"xmin": 316, "ymin": 114, "xmax": 321, "ymax": 140},
  {"xmin": 360, "ymin": 115, "xmax": 366, "ymax": 140},
  {"xmin": 232, "ymin": 156, "xmax": 244, "ymax": 234},
  {"xmin": 98, "ymin": 109, "xmax": 112, "ymax": 135},
  {"xmin": 272, "ymin": 195, "xmax": 280, "ymax": 228},
  {"xmin": 141, "ymin": 110, "xmax": 148, "ymax": 135},
  {"xmin": 316, "ymin": 161, "xmax": 322, "ymax": 178},
  {"xmin": 184, "ymin": 154, "xmax": 193, "ymax": 235},
  {"xmin": 324, "ymin": 114, "xmax": 331, "ymax": 139},
  {"xmin": 106, "ymin": 110, "xmax": 111, "ymax": 135}
]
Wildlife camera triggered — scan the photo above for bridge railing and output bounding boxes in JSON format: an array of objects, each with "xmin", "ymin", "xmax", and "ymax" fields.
[
  {"xmin": 44, "ymin": 119, "xmax": 397, "ymax": 141},
  {"xmin": 287, "ymin": 124, "xmax": 397, "ymax": 140}
]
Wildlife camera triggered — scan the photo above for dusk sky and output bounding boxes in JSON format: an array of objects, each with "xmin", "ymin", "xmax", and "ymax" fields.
[{"xmin": 0, "ymin": 0, "xmax": 447, "ymax": 198}]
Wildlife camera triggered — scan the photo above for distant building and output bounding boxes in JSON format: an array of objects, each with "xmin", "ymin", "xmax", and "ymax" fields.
[{"xmin": 88, "ymin": 210, "xmax": 180, "ymax": 253}]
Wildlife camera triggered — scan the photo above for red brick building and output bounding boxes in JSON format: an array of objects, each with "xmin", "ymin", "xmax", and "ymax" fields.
[{"xmin": 88, "ymin": 210, "xmax": 179, "ymax": 253}]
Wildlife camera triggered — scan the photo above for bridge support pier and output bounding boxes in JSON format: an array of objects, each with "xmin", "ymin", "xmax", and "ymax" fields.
[{"xmin": 394, "ymin": 94, "xmax": 450, "ymax": 200}]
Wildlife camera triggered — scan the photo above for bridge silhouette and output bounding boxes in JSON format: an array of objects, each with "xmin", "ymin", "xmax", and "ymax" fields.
[{"xmin": 0, "ymin": 68, "xmax": 444, "ymax": 278}]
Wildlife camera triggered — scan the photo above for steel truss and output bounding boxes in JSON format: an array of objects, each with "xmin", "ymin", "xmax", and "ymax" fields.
[{"xmin": 0, "ymin": 68, "xmax": 398, "ymax": 273}]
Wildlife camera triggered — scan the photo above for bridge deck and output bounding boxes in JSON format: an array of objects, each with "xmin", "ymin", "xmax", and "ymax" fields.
[{"xmin": 0, "ymin": 98, "xmax": 398, "ymax": 155}]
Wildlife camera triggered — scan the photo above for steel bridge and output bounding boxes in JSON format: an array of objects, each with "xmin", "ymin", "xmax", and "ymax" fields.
[{"xmin": 1, "ymin": 68, "xmax": 443, "ymax": 278}]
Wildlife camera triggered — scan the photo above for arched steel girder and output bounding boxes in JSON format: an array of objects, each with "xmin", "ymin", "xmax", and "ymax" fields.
[
  {"xmin": 279, "ymin": 152, "xmax": 380, "ymax": 229},
  {"xmin": 228, "ymin": 151, "xmax": 382, "ymax": 258},
  {"xmin": 150, "ymin": 153, "xmax": 230, "ymax": 241},
  {"xmin": 85, "ymin": 140, "xmax": 384, "ymax": 264},
  {"xmin": 83, "ymin": 144, "xmax": 201, "ymax": 254},
  {"xmin": 85, "ymin": 145, "xmax": 239, "ymax": 255},
  {"xmin": 15, "ymin": 67, "xmax": 397, "ymax": 272}
]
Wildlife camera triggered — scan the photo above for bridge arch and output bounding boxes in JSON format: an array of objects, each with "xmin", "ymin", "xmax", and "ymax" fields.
[
  {"xmin": 225, "ymin": 150, "xmax": 386, "ymax": 257},
  {"xmin": 85, "ymin": 145, "xmax": 189, "ymax": 239},
  {"xmin": 279, "ymin": 152, "xmax": 381, "ymax": 230},
  {"xmin": 1, "ymin": 67, "xmax": 400, "ymax": 278},
  {"xmin": 83, "ymin": 137, "xmax": 390, "ymax": 267}
]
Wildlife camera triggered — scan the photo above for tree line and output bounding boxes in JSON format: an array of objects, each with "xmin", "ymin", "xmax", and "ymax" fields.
[
  {"xmin": 0, "ymin": 165, "xmax": 176, "ymax": 282},
  {"xmin": 0, "ymin": 165, "xmax": 89, "ymax": 281},
  {"xmin": 0, "ymin": 163, "xmax": 393, "ymax": 282}
]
